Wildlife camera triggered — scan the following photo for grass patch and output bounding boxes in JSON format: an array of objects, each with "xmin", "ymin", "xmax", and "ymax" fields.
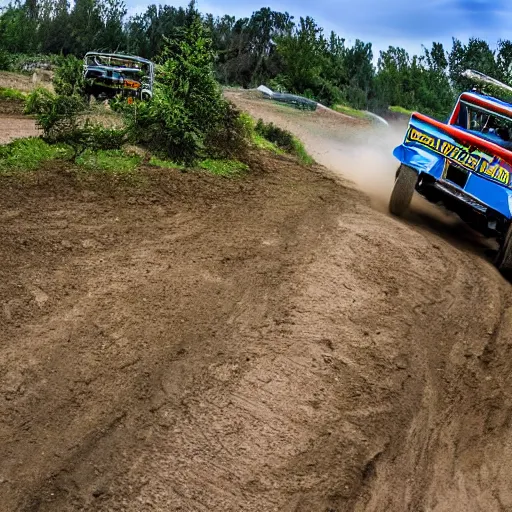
[
  {"xmin": 389, "ymin": 105, "xmax": 415, "ymax": 116},
  {"xmin": 290, "ymin": 138, "xmax": 314, "ymax": 165},
  {"xmin": 253, "ymin": 133, "xmax": 286, "ymax": 154},
  {"xmin": 199, "ymin": 159, "xmax": 249, "ymax": 177},
  {"xmin": 333, "ymin": 104, "xmax": 369, "ymax": 119},
  {"xmin": 75, "ymin": 149, "xmax": 141, "ymax": 174},
  {"xmin": 150, "ymin": 152, "xmax": 248, "ymax": 177},
  {"xmin": 0, "ymin": 86, "xmax": 26, "ymax": 101},
  {"xmin": 239, "ymin": 112, "xmax": 285, "ymax": 156},
  {"xmin": 149, "ymin": 156, "xmax": 185, "ymax": 170},
  {"xmin": 0, "ymin": 137, "xmax": 68, "ymax": 173}
]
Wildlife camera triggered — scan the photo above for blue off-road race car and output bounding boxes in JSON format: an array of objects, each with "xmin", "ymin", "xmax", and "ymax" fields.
[{"xmin": 390, "ymin": 70, "xmax": 512, "ymax": 275}]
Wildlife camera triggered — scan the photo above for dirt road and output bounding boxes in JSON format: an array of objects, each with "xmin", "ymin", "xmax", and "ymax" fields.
[{"xmin": 1, "ymin": 93, "xmax": 512, "ymax": 512}]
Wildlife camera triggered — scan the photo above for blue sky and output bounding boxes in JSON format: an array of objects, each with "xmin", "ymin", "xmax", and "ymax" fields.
[
  {"xmin": 125, "ymin": 0, "xmax": 511, "ymax": 59},
  {"xmin": 0, "ymin": 0, "xmax": 508, "ymax": 60}
]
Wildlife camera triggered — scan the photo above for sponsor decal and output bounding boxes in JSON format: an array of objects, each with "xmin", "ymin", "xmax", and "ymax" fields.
[{"xmin": 405, "ymin": 126, "xmax": 511, "ymax": 186}]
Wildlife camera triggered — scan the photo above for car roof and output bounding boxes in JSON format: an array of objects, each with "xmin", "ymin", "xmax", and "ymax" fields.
[
  {"xmin": 84, "ymin": 52, "xmax": 154, "ymax": 65},
  {"xmin": 465, "ymin": 91, "xmax": 512, "ymax": 110},
  {"xmin": 461, "ymin": 91, "xmax": 512, "ymax": 117}
]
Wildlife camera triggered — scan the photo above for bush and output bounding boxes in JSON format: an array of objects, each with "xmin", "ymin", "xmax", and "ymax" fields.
[
  {"xmin": 33, "ymin": 93, "xmax": 86, "ymax": 140},
  {"xmin": 13, "ymin": 54, "xmax": 57, "ymax": 73},
  {"xmin": 267, "ymin": 77, "xmax": 288, "ymax": 93},
  {"xmin": 57, "ymin": 121, "xmax": 128, "ymax": 160},
  {"xmin": 29, "ymin": 90, "xmax": 126, "ymax": 160},
  {"xmin": 53, "ymin": 55, "xmax": 85, "ymax": 97},
  {"xmin": 342, "ymin": 84, "xmax": 368, "ymax": 110},
  {"xmin": 24, "ymin": 87, "xmax": 55, "ymax": 114},
  {"xmin": 125, "ymin": 3, "xmax": 247, "ymax": 164},
  {"xmin": 316, "ymin": 79, "xmax": 343, "ymax": 107},
  {"xmin": 204, "ymin": 101, "xmax": 249, "ymax": 159},
  {"xmin": 255, "ymin": 119, "xmax": 295, "ymax": 152},
  {"xmin": 254, "ymin": 119, "xmax": 313, "ymax": 164},
  {"xmin": 0, "ymin": 50, "xmax": 13, "ymax": 71}
]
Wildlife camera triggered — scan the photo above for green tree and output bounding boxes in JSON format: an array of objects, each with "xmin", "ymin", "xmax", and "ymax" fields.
[
  {"xmin": 449, "ymin": 37, "xmax": 500, "ymax": 92},
  {"xmin": 497, "ymin": 40, "xmax": 512, "ymax": 84},
  {"xmin": 97, "ymin": 0, "xmax": 127, "ymax": 52},
  {"xmin": 374, "ymin": 43, "xmax": 454, "ymax": 119},
  {"xmin": 342, "ymin": 40, "xmax": 374, "ymax": 108},
  {"xmin": 127, "ymin": 1, "xmax": 244, "ymax": 163},
  {"xmin": 69, "ymin": 0, "xmax": 103, "ymax": 55},
  {"xmin": 0, "ymin": 2, "xmax": 37, "ymax": 53},
  {"xmin": 275, "ymin": 16, "xmax": 328, "ymax": 97},
  {"xmin": 38, "ymin": 0, "xmax": 72, "ymax": 54}
]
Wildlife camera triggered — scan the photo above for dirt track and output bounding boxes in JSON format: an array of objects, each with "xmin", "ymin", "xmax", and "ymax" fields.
[{"xmin": 2, "ymin": 92, "xmax": 512, "ymax": 511}]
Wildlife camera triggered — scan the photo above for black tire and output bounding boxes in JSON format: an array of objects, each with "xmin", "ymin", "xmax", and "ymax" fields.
[
  {"xmin": 389, "ymin": 164, "xmax": 418, "ymax": 216},
  {"xmin": 495, "ymin": 223, "xmax": 512, "ymax": 276}
]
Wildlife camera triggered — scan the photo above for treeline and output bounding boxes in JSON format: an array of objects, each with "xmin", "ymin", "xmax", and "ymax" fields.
[{"xmin": 2, "ymin": 0, "xmax": 512, "ymax": 118}]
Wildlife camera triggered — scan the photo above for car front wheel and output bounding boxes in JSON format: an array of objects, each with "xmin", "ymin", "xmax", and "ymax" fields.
[{"xmin": 389, "ymin": 164, "xmax": 418, "ymax": 216}]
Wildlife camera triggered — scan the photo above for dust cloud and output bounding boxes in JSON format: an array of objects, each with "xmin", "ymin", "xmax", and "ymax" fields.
[{"xmin": 300, "ymin": 123, "xmax": 407, "ymax": 211}]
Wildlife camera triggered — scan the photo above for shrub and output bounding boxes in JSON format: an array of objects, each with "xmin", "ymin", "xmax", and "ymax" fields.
[
  {"xmin": 125, "ymin": 2, "xmax": 247, "ymax": 164},
  {"xmin": 13, "ymin": 54, "xmax": 57, "ymax": 73},
  {"xmin": 34, "ymin": 93, "xmax": 86, "ymax": 140},
  {"xmin": 29, "ymin": 91, "xmax": 126, "ymax": 160},
  {"xmin": 255, "ymin": 119, "xmax": 295, "ymax": 152},
  {"xmin": 0, "ymin": 50, "xmax": 13, "ymax": 71},
  {"xmin": 204, "ymin": 101, "xmax": 249, "ymax": 160},
  {"xmin": 24, "ymin": 87, "xmax": 55, "ymax": 114},
  {"xmin": 316, "ymin": 79, "xmax": 343, "ymax": 107},
  {"xmin": 53, "ymin": 55, "xmax": 85, "ymax": 97},
  {"xmin": 57, "ymin": 121, "xmax": 128, "ymax": 160},
  {"xmin": 254, "ymin": 119, "xmax": 313, "ymax": 164}
]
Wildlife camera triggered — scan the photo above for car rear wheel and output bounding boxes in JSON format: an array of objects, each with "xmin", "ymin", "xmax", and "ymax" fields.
[
  {"xmin": 389, "ymin": 164, "xmax": 418, "ymax": 216},
  {"xmin": 495, "ymin": 223, "xmax": 512, "ymax": 277}
]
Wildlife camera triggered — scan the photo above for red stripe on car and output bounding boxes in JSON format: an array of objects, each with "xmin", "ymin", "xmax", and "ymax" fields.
[{"xmin": 412, "ymin": 112, "xmax": 512, "ymax": 166}]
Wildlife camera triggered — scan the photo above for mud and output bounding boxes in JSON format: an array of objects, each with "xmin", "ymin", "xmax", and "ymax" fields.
[{"xmin": 1, "ymin": 92, "xmax": 512, "ymax": 512}]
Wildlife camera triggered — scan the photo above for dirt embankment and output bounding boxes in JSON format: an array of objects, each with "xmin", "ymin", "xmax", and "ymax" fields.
[
  {"xmin": 0, "ymin": 71, "xmax": 47, "ymax": 143},
  {"xmin": 0, "ymin": 110, "xmax": 38, "ymax": 143},
  {"xmin": 1, "ymin": 91, "xmax": 512, "ymax": 512}
]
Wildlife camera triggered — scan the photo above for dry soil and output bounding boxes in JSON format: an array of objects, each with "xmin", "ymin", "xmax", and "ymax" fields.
[{"xmin": 1, "ymin": 90, "xmax": 511, "ymax": 512}]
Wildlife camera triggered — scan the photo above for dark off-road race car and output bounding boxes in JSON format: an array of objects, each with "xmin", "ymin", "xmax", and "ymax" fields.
[
  {"xmin": 83, "ymin": 52, "xmax": 154, "ymax": 102},
  {"xmin": 391, "ymin": 70, "xmax": 512, "ymax": 276}
]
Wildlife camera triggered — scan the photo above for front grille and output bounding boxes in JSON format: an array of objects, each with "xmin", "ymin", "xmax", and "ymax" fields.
[{"xmin": 445, "ymin": 163, "xmax": 468, "ymax": 188}]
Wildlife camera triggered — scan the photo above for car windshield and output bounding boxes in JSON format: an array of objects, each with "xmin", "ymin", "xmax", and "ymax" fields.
[
  {"xmin": 86, "ymin": 54, "xmax": 149, "ymax": 75},
  {"xmin": 454, "ymin": 101, "xmax": 512, "ymax": 147}
]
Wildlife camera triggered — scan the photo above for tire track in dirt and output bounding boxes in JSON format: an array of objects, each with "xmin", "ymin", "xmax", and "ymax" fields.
[
  {"xmin": 225, "ymin": 90, "xmax": 512, "ymax": 511},
  {"xmin": 2, "ymin": 94, "xmax": 512, "ymax": 512}
]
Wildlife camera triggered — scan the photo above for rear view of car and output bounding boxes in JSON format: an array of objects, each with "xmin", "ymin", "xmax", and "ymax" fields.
[{"xmin": 389, "ymin": 70, "xmax": 512, "ymax": 275}]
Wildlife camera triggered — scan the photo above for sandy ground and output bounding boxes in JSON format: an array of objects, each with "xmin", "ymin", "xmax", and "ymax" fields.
[
  {"xmin": 0, "ymin": 113, "xmax": 38, "ymax": 143},
  {"xmin": 0, "ymin": 71, "xmax": 53, "ymax": 93},
  {"xmin": 0, "ymin": 71, "xmax": 50, "ymax": 144},
  {"xmin": 1, "ymin": 89, "xmax": 512, "ymax": 512}
]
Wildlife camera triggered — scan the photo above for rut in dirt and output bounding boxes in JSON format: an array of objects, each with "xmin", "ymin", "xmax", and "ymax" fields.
[{"xmin": 1, "ymin": 95, "xmax": 512, "ymax": 512}]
